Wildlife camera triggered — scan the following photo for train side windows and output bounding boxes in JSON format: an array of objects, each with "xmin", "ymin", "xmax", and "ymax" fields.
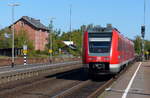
[{"xmin": 118, "ymin": 37, "xmax": 121, "ymax": 51}]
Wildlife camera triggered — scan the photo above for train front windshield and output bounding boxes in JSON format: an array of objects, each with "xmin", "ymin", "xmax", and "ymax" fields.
[{"xmin": 88, "ymin": 33, "xmax": 112, "ymax": 54}]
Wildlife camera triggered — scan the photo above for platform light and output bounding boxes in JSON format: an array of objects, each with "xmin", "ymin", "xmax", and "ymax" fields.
[{"xmin": 8, "ymin": 3, "xmax": 20, "ymax": 68}]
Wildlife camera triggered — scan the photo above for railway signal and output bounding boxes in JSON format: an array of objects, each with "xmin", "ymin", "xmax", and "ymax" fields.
[
  {"xmin": 141, "ymin": 25, "xmax": 145, "ymax": 61},
  {"xmin": 141, "ymin": 25, "xmax": 146, "ymax": 61},
  {"xmin": 141, "ymin": 25, "xmax": 145, "ymax": 38}
]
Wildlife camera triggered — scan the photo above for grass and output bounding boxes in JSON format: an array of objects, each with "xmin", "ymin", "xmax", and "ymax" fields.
[{"xmin": 0, "ymin": 56, "xmax": 10, "ymax": 59}]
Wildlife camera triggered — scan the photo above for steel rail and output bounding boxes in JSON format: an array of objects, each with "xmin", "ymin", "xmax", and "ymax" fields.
[{"xmin": 52, "ymin": 80, "xmax": 91, "ymax": 98}]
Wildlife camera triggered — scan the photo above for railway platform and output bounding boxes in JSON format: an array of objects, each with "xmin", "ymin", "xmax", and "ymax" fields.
[
  {"xmin": 0, "ymin": 61, "xmax": 81, "ymax": 85},
  {"xmin": 0, "ymin": 61, "xmax": 80, "ymax": 74},
  {"xmin": 100, "ymin": 60, "xmax": 150, "ymax": 98}
]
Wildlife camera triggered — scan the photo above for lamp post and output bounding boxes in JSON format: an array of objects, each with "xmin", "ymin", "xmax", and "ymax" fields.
[{"xmin": 8, "ymin": 3, "xmax": 20, "ymax": 68}]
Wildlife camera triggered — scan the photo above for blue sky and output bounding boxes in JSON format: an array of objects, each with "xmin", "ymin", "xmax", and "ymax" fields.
[{"xmin": 0, "ymin": 0, "xmax": 150, "ymax": 40}]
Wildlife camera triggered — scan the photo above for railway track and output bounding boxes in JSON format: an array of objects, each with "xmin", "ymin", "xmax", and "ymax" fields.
[
  {"xmin": 0, "ymin": 61, "xmax": 136, "ymax": 98},
  {"xmin": 52, "ymin": 77, "xmax": 110, "ymax": 98},
  {"xmin": 0, "ymin": 67, "xmax": 111, "ymax": 98},
  {"xmin": 51, "ymin": 62, "xmax": 135, "ymax": 98}
]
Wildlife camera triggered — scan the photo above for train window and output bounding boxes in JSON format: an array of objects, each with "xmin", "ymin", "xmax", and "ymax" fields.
[
  {"xmin": 89, "ymin": 41, "xmax": 111, "ymax": 53},
  {"xmin": 88, "ymin": 32, "xmax": 112, "ymax": 38},
  {"xmin": 118, "ymin": 37, "xmax": 122, "ymax": 51},
  {"xmin": 88, "ymin": 32, "xmax": 112, "ymax": 53}
]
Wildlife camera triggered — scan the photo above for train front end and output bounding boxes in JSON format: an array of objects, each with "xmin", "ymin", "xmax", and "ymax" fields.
[{"xmin": 83, "ymin": 25, "xmax": 113, "ymax": 75}]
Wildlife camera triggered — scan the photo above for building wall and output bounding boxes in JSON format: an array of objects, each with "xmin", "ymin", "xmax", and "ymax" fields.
[
  {"xmin": 12, "ymin": 20, "xmax": 48, "ymax": 51},
  {"xmin": 35, "ymin": 30, "xmax": 48, "ymax": 50}
]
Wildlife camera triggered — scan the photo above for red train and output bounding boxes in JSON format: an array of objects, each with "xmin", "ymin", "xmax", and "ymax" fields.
[{"xmin": 82, "ymin": 24, "xmax": 135, "ymax": 75}]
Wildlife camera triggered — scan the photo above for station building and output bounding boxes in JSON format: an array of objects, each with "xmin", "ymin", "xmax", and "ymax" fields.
[{"xmin": 10, "ymin": 16, "xmax": 49, "ymax": 51}]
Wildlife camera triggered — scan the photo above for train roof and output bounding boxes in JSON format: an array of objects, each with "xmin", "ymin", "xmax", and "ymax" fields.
[
  {"xmin": 86, "ymin": 24, "xmax": 120, "ymax": 33},
  {"xmin": 85, "ymin": 24, "xmax": 134, "ymax": 44}
]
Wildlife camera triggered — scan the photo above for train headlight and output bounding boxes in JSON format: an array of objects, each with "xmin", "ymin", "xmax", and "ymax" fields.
[{"xmin": 88, "ymin": 57, "xmax": 96, "ymax": 60}]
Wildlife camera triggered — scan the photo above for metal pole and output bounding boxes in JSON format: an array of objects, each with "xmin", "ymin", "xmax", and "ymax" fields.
[
  {"xmin": 69, "ymin": 5, "xmax": 72, "ymax": 57},
  {"xmin": 48, "ymin": 27, "xmax": 51, "ymax": 63},
  {"xmin": 8, "ymin": 3, "xmax": 20, "ymax": 67},
  {"xmin": 142, "ymin": 38, "xmax": 145, "ymax": 61},
  {"xmin": 48, "ymin": 18, "xmax": 55, "ymax": 63},
  {"xmin": 12, "ymin": 6, "xmax": 15, "ymax": 67},
  {"xmin": 50, "ymin": 20, "xmax": 53, "ymax": 63},
  {"xmin": 142, "ymin": 0, "xmax": 146, "ymax": 61},
  {"xmin": 144, "ymin": 0, "xmax": 146, "ymax": 25},
  {"xmin": 69, "ymin": 5, "xmax": 72, "ymax": 43}
]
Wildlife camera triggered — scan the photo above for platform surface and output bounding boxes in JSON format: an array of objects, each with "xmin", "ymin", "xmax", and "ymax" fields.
[{"xmin": 102, "ymin": 60, "xmax": 150, "ymax": 98}]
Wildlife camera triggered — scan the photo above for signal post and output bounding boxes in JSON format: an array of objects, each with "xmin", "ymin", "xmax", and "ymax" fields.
[{"xmin": 23, "ymin": 45, "xmax": 27, "ymax": 65}]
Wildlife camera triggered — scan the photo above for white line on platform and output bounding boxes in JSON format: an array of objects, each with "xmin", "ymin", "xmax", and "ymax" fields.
[
  {"xmin": 122, "ymin": 62, "xmax": 142, "ymax": 98},
  {"xmin": 0, "ymin": 66, "xmax": 10, "ymax": 69}
]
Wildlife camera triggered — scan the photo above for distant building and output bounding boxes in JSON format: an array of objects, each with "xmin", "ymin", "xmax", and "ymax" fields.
[
  {"xmin": 62, "ymin": 41, "xmax": 76, "ymax": 50},
  {"xmin": 10, "ymin": 16, "xmax": 49, "ymax": 51},
  {"xmin": 60, "ymin": 41, "xmax": 77, "ymax": 54}
]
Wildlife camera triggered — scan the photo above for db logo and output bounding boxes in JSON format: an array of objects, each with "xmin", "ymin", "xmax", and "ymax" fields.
[{"xmin": 97, "ymin": 57, "xmax": 101, "ymax": 60}]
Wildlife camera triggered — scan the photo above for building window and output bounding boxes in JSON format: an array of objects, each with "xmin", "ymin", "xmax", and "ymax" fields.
[{"xmin": 20, "ymin": 21, "xmax": 24, "ymax": 27}]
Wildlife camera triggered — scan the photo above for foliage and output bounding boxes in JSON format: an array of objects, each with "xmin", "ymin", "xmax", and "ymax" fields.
[
  {"xmin": 46, "ymin": 29, "xmax": 65, "ymax": 56},
  {"xmin": 28, "ymin": 49, "xmax": 49, "ymax": 57},
  {"xmin": 133, "ymin": 36, "xmax": 142, "ymax": 54},
  {"xmin": 0, "ymin": 28, "xmax": 35, "ymax": 57},
  {"xmin": 133, "ymin": 36, "xmax": 150, "ymax": 54},
  {"xmin": 45, "ymin": 28, "xmax": 83, "ymax": 56},
  {"xmin": 15, "ymin": 29, "xmax": 34, "ymax": 50},
  {"xmin": 0, "ymin": 28, "xmax": 34, "ymax": 49},
  {"xmin": 0, "ymin": 27, "xmax": 12, "ymax": 48},
  {"xmin": 144, "ymin": 40, "xmax": 150, "ymax": 51}
]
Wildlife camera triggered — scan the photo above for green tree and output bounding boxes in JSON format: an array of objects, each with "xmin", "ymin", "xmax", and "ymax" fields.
[
  {"xmin": 133, "ymin": 36, "xmax": 142, "ymax": 54},
  {"xmin": 59, "ymin": 29, "xmax": 83, "ymax": 56},
  {"xmin": 145, "ymin": 40, "xmax": 150, "ymax": 51},
  {"xmin": 133, "ymin": 35, "xmax": 150, "ymax": 54},
  {"xmin": 15, "ymin": 29, "xmax": 34, "ymax": 50},
  {"xmin": 0, "ymin": 28, "xmax": 12, "ymax": 48},
  {"xmin": 46, "ymin": 29, "xmax": 64, "ymax": 56}
]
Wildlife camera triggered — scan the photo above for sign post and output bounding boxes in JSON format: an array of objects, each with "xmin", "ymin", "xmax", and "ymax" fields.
[
  {"xmin": 23, "ymin": 45, "xmax": 27, "ymax": 65},
  {"xmin": 49, "ymin": 49, "xmax": 52, "ymax": 63}
]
